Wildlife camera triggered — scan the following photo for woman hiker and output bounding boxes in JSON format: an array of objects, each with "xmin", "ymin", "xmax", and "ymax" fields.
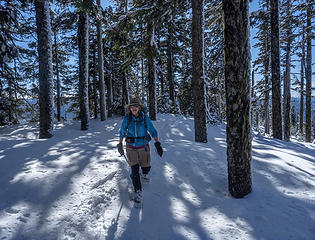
[{"xmin": 117, "ymin": 98, "xmax": 163, "ymax": 205}]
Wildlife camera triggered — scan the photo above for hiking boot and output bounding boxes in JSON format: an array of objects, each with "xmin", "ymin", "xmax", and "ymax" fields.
[
  {"xmin": 134, "ymin": 190, "xmax": 142, "ymax": 203},
  {"xmin": 141, "ymin": 173, "xmax": 150, "ymax": 183}
]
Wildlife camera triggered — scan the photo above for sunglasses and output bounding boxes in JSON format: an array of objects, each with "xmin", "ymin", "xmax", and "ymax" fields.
[{"xmin": 129, "ymin": 104, "xmax": 140, "ymax": 109}]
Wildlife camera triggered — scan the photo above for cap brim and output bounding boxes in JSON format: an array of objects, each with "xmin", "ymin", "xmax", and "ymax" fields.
[{"xmin": 124, "ymin": 103, "xmax": 145, "ymax": 109}]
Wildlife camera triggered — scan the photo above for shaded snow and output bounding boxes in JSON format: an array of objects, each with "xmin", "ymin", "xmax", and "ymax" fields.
[{"xmin": 0, "ymin": 114, "xmax": 314, "ymax": 240}]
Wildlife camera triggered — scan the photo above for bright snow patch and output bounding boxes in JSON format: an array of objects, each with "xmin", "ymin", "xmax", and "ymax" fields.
[{"xmin": 0, "ymin": 114, "xmax": 314, "ymax": 240}]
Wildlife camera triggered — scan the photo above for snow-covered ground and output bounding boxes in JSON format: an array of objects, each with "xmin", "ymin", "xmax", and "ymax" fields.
[{"xmin": 0, "ymin": 114, "xmax": 314, "ymax": 240}]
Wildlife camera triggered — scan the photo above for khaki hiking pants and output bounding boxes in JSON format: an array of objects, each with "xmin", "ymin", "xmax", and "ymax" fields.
[{"xmin": 126, "ymin": 146, "xmax": 151, "ymax": 167}]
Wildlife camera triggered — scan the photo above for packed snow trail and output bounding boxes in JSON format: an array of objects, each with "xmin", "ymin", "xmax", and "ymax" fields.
[{"xmin": 0, "ymin": 114, "xmax": 314, "ymax": 240}]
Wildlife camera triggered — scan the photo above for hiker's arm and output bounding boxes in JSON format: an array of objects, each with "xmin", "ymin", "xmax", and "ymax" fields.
[{"xmin": 119, "ymin": 117, "xmax": 128, "ymax": 141}]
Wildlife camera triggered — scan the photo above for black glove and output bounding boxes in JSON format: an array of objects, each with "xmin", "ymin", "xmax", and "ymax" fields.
[
  {"xmin": 154, "ymin": 141, "xmax": 163, "ymax": 157},
  {"xmin": 117, "ymin": 142, "xmax": 124, "ymax": 156}
]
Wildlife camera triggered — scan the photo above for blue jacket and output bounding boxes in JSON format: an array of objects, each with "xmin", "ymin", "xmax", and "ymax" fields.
[{"xmin": 119, "ymin": 111, "xmax": 158, "ymax": 147}]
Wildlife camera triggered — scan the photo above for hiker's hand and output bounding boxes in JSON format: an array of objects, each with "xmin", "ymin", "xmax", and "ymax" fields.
[
  {"xmin": 117, "ymin": 142, "xmax": 124, "ymax": 156},
  {"xmin": 154, "ymin": 141, "xmax": 163, "ymax": 157}
]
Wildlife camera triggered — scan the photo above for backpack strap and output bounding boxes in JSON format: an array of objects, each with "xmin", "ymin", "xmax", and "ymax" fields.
[
  {"xmin": 125, "ymin": 114, "xmax": 132, "ymax": 138},
  {"xmin": 125, "ymin": 111, "xmax": 148, "ymax": 138}
]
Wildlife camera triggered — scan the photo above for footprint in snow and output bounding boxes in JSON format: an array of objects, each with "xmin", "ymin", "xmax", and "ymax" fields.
[
  {"xmin": 5, "ymin": 208, "xmax": 19, "ymax": 214},
  {"xmin": 18, "ymin": 216, "xmax": 27, "ymax": 223}
]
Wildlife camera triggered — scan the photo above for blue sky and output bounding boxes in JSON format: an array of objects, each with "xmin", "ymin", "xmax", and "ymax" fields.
[{"xmin": 101, "ymin": 0, "xmax": 113, "ymax": 9}]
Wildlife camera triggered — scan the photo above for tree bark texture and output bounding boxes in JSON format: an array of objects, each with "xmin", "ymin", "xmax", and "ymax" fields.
[
  {"xmin": 283, "ymin": 37, "xmax": 291, "ymax": 141},
  {"xmin": 299, "ymin": 27, "xmax": 305, "ymax": 135},
  {"xmin": 156, "ymin": 32, "xmax": 164, "ymax": 98},
  {"xmin": 167, "ymin": 23, "xmax": 175, "ymax": 104},
  {"xmin": 8, "ymin": 71, "xmax": 13, "ymax": 122},
  {"xmin": 122, "ymin": 71, "xmax": 128, "ymax": 108},
  {"xmin": 223, "ymin": 0, "xmax": 252, "ymax": 198},
  {"xmin": 251, "ymin": 70, "xmax": 254, "ymax": 130},
  {"xmin": 147, "ymin": 19, "xmax": 157, "ymax": 120},
  {"xmin": 264, "ymin": 52, "xmax": 270, "ymax": 134},
  {"xmin": 141, "ymin": 58, "xmax": 145, "ymax": 102},
  {"xmin": 78, "ymin": 10, "xmax": 90, "ymax": 130},
  {"xmin": 54, "ymin": 31, "xmax": 61, "ymax": 122},
  {"xmin": 13, "ymin": 60, "xmax": 18, "ymax": 123},
  {"xmin": 97, "ymin": 0, "xmax": 106, "ymax": 121},
  {"xmin": 92, "ymin": 49, "xmax": 98, "ymax": 119},
  {"xmin": 262, "ymin": 2, "xmax": 270, "ymax": 135},
  {"xmin": 283, "ymin": 0, "xmax": 293, "ymax": 141},
  {"xmin": 105, "ymin": 74, "xmax": 112, "ymax": 118},
  {"xmin": 270, "ymin": 0, "xmax": 282, "ymax": 140},
  {"xmin": 159, "ymin": 56, "xmax": 164, "ymax": 98},
  {"xmin": 35, "ymin": 0, "xmax": 54, "ymax": 138},
  {"xmin": 305, "ymin": 0, "xmax": 312, "ymax": 142},
  {"xmin": 192, "ymin": 0, "xmax": 207, "ymax": 143},
  {"xmin": 264, "ymin": 85, "xmax": 270, "ymax": 135}
]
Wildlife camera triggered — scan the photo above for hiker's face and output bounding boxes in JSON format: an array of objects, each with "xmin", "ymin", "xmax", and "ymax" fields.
[{"xmin": 130, "ymin": 105, "xmax": 140, "ymax": 116}]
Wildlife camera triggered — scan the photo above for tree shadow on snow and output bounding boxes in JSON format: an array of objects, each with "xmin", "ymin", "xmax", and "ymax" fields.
[
  {"xmin": 118, "ymin": 123, "xmax": 315, "ymax": 240},
  {"xmin": 0, "ymin": 119, "xmax": 123, "ymax": 240}
]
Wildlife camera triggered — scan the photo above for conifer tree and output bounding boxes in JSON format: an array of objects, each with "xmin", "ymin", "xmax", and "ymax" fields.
[
  {"xmin": 305, "ymin": 0, "xmax": 312, "ymax": 142},
  {"xmin": 34, "ymin": 0, "xmax": 54, "ymax": 138},
  {"xmin": 77, "ymin": 3, "xmax": 90, "ymax": 130},
  {"xmin": 270, "ymin": 0, "xmax": 282, "ymax": 140},
  {"xmin": 192, "ymin": 0, "xmax": 207, "ymax": 142},
  {"xmin": 0, "ymin": 1, "xmax": 20, "ymax": 125},
  {"xmin": 223, "ymin": 0, "xmax": 252, "ymax": 198},
  {"xmin": 146, "ymin": 18, "xmax": 157, "ymax": 120},
  {"xmin": 281, "ymin": 0, "xmax": 295, "ymax": 141},
  {"xmin": 299, "ymin": 28, "xmax": 305, "ymax": 136},
  {"xmin": 96, "ymin": 0, "xmax": 107, "ymax": 121}
]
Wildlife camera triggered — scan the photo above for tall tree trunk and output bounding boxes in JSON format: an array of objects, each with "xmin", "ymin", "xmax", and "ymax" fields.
[
  {"xmin": 264, "ymin": 92, "xmax": 270, "ymax": 135},
  {"xmin": 122, "ymin": 0, "xmax": 129, "ymax": 110},
  {"xmin": 35, "ymin": 0, "xmax": 54, "ymax": 138},
  {"xmin": 305, "ymin": 0, "xmax": 312, "ymax": 142},
  {"xmin": 8, "ymin": 68, "xmax": 13, "ymax": 122},
  {"xmin": 105, "ymin": 73, "xmax": 112, "ymax": 118},
  {"xmin": 270, "ymin": 0, "xmax": 282, "ymax": 140},
  {"xmin": 264, "ymin": 38, "xmax": 270, "ymax": 135},
  {"xmin": 159, "ymin": 56, "xmax": 164, "ymax": 98},
  {"xmin": 78, "ymin": 10, "xmax": 89, "ymax": 130},
  {"xmin": 54, "ymin": 30, "xmax": 61, "ymax": 122},
  {"xmin": 97, "ymin": 0, "xmax": 106, "ymax": 121},
  {"xmin": 141, "ymin": 58, "xmax": 145, "ymax": 103},
  {"xmin": 223, "ymin": 0, "xmax": 252, "ymax": 198},
  {"xmin": 147, "ymin": 19, "xmax": 157, "ymax": 120},
  {"xmin": 167, "ymin": 23, "xmax": 175, "ymax": 105},
  {"xmin": 122, "ymin": 71, "xmax": 128, "ymax": 108},
  {"xmin": 283, "ymin": 0, "xmax": 292, "ymax": 141},
  {"xmin": 13, "ymin": 59, "xmax": 18, "ymax": 123},
  {"xmin": 299, "ymin": 27, "xmax": 305, "ymax": 135},
  {"xmin": 192, "ymin": 0, "xmax": 207, "ymax": 143},
  {"xmin": 104, "ymin": 35, "xmax": 112, "ymax": 118},
  {"xmin": 251, "ymin": 69, "xmax": 255, "ymax": 130},
  {"xmin": 283, "ymin": 48, "xmax": 291, "ymax": 141},
  {"xmin": 92, "ymin": 48, "xmax": 98, "ymax": 119},
  {"xmin": 283, "ymin": 39, "xmax": 291, "ymax": 141},
  {"xmin": 140, "ymin": 22, "xmax": 146, "ymax": 103},
  {"xmin": 263, "ymin": 1, "xmax": 270, "ymax": 135},
  {"xmin": 157, "ymin": 31, "xmax": 164, "ymax": 100}
]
